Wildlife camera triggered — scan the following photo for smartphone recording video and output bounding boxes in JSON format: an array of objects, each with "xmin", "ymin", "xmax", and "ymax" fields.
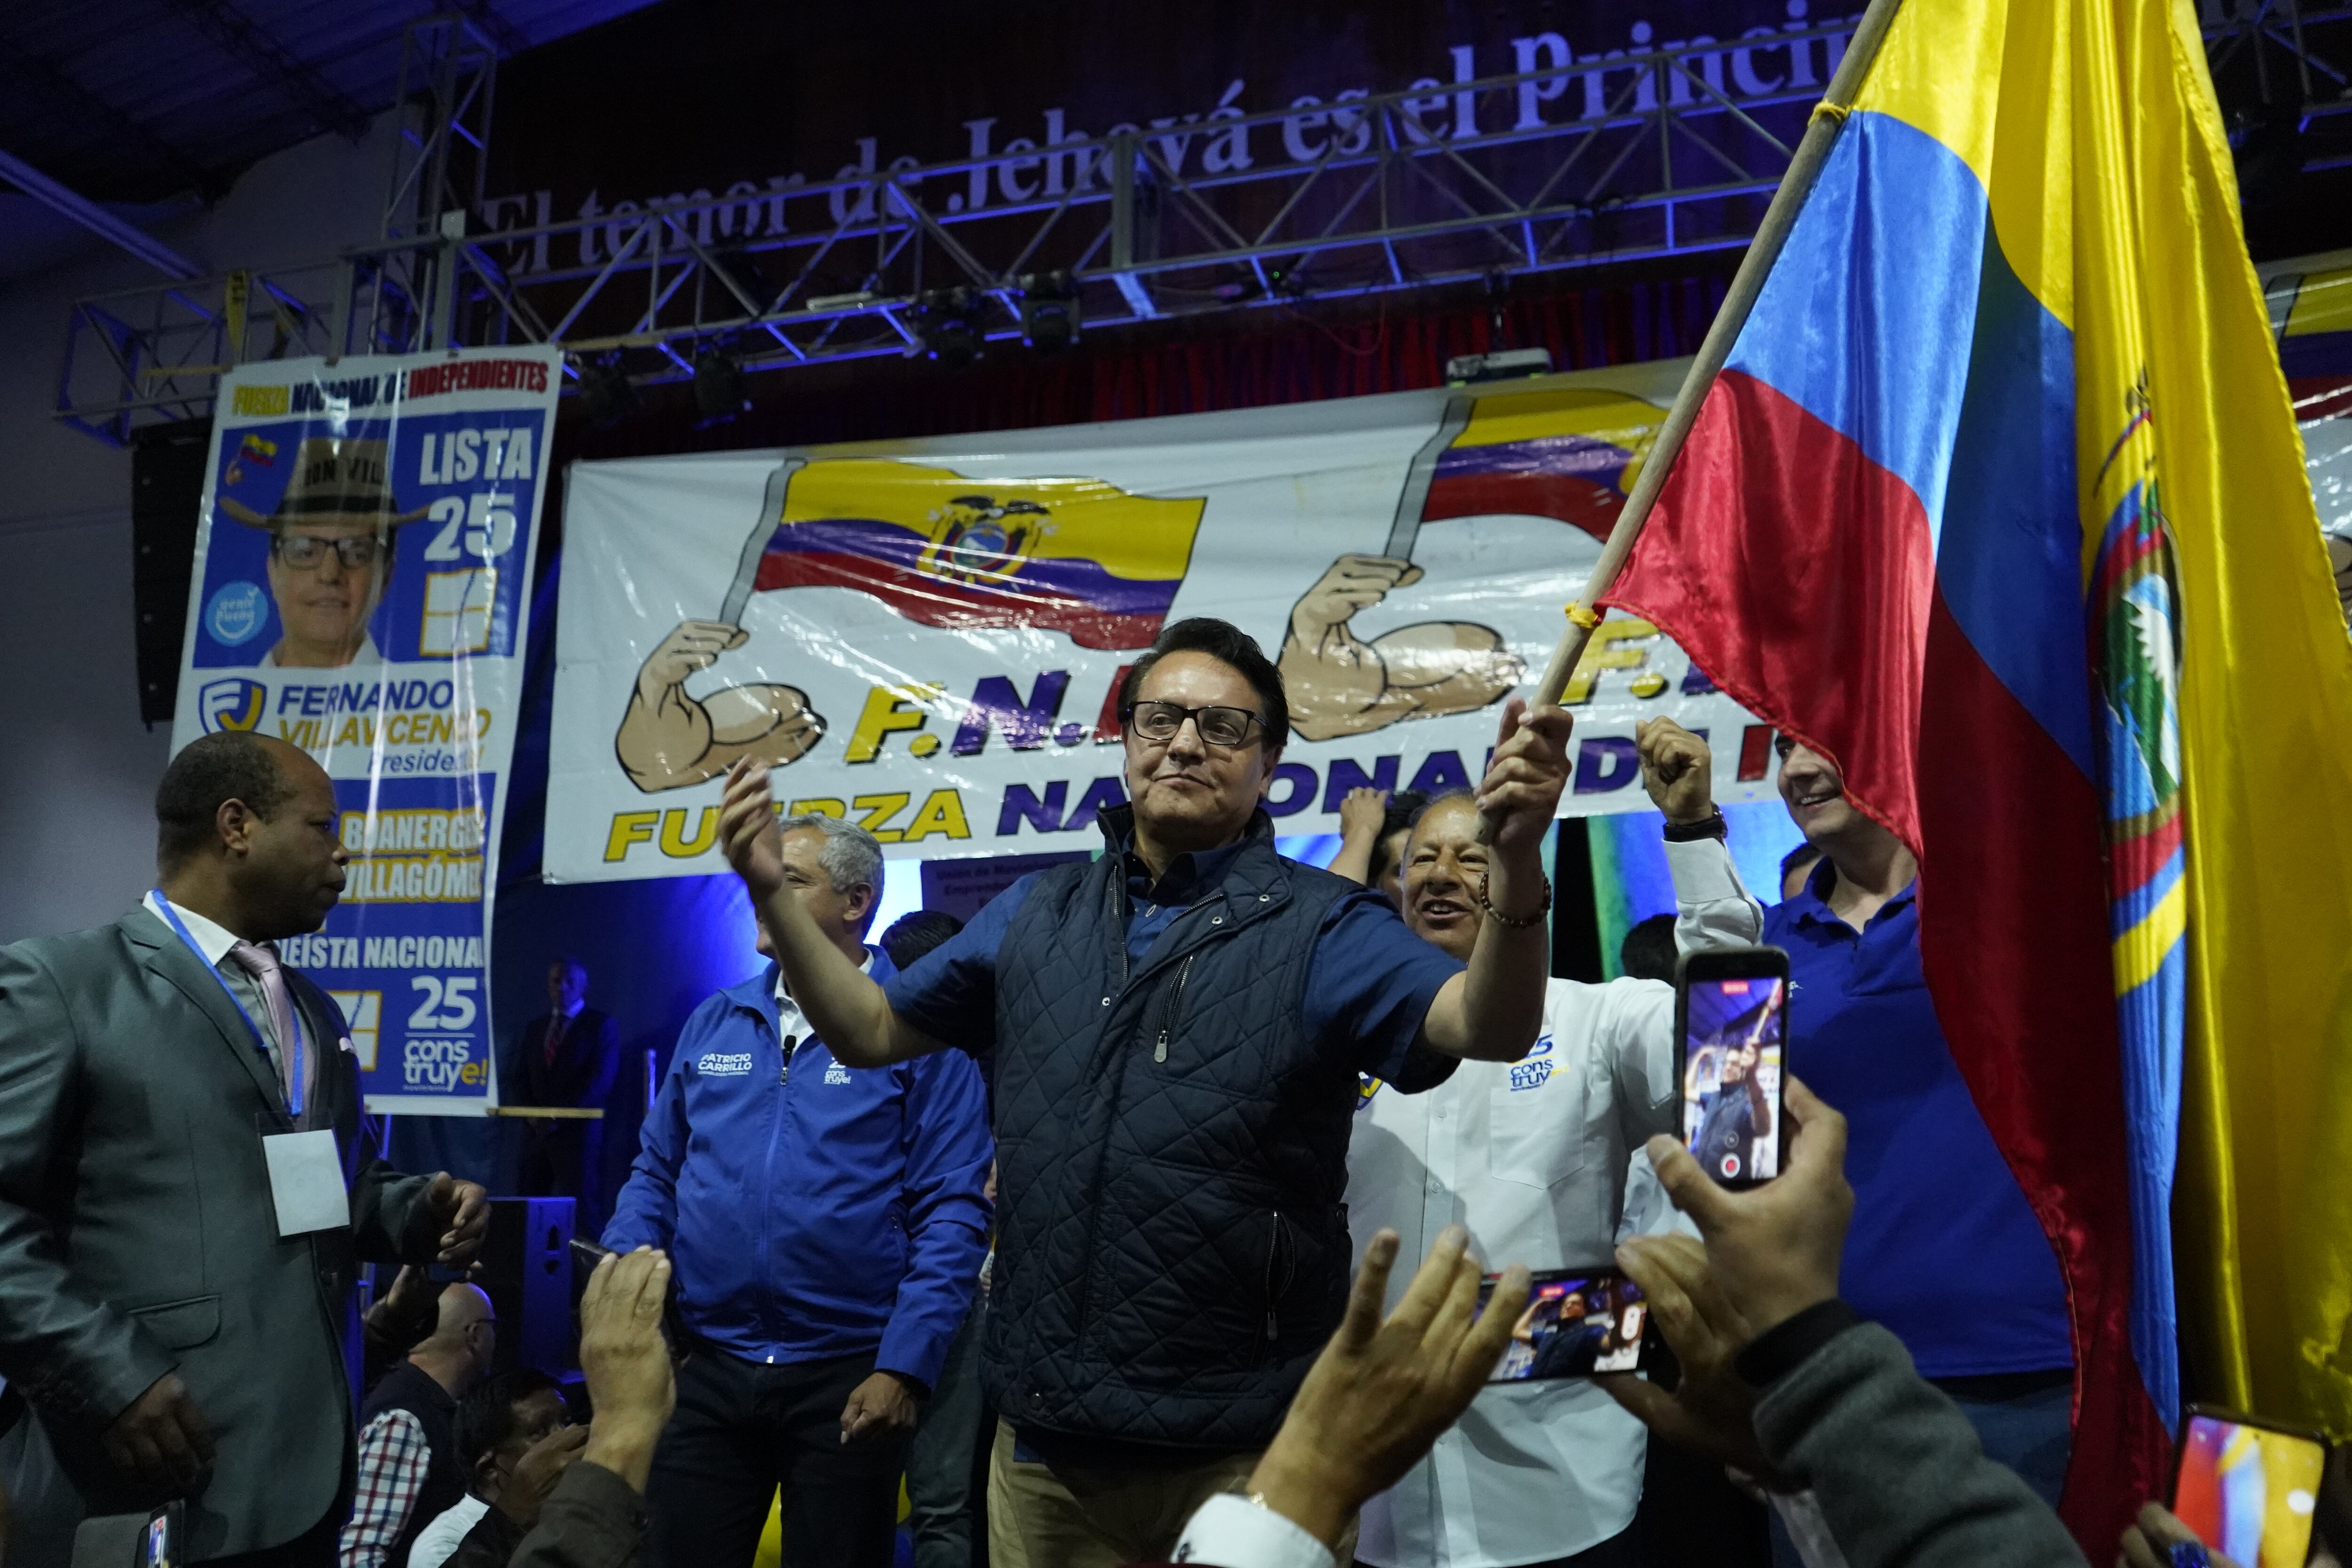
[
  {"xmin": 1677, "ymin": 947, "xmax": 1790, "ymax": 1188},
  {"xmin": 2172, "ymin": 1407, "xmax": 2329, "ymax": 1567},
  {"xmin": 1478, "ymin": 1268, "xmax": 1653, "ymax": 1382},
  {"xmin": 138, "ymin": 1502, "xmax": 183, "ymax": 1568}
]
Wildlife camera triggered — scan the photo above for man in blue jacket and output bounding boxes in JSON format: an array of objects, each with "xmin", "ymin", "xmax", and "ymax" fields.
[{"xmin": 604, "ymin": 813, "xmax": 993, "ymax": 1568}]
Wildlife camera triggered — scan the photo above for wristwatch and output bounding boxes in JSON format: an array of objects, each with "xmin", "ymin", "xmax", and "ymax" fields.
[{"xmin": 1661, "ymin": 810, "xmax": 1727, "ymax": 842}]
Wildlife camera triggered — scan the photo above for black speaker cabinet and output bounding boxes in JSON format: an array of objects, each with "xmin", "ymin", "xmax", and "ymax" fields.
[
  {"xmin": 130, "ymin": 419, "xmax": 211, "ymax": 725},
  {"xmin": 477, "ymin": 1196, "xmax": 577, "ymax": 1375}
]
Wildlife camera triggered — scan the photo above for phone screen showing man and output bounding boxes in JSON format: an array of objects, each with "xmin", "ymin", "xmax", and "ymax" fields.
[
  {"xmin": 141, "ymin": 1507, "xmax": 177, "ymax": 1568},
  {"xmin": 1681, "ymin": 974, "xmax": 1786, "ymax": 1185},
  {"xmin": 2172, "ymin": 1410, "xmax": 2327, "ymax": 1566},
  {"xmin": 1480, "ymin": 1269, "xmax": 1650, "ymax": 1381}
]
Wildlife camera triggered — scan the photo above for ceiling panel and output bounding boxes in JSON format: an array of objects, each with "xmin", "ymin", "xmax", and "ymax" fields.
[{"xmin": 0, "ymin": 0, "xmax": 660, "ymax": 203}]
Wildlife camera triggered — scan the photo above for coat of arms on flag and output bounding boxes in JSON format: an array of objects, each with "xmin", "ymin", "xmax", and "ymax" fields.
[{"xmin": 718, "ymin": 458, "xmax": 1208, "ymax": 652}]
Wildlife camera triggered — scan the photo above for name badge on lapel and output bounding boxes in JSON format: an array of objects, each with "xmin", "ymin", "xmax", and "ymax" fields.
[{"xmin": 262, "ymin": 1130, "xmax": 350, "ymax": 1237}]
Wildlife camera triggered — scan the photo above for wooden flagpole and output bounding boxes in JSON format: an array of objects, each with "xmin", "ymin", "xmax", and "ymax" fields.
[{"xmin": 1522, "ymin": 0, "xmax": 1909, "ymax": 711}]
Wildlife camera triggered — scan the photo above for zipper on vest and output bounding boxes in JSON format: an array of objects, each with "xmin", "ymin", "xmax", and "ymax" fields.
[
  {"xmin": 1263, "ymin": 1209, "xmax": 1295, "ymax": 1342},
  {"xmin": 1073, "ymin": 858, "xmax": 1134, "ymax": 1351},
  {"xmin": 1152, "ymin": 955, "xmax": 1195, "ymax": 1064}
]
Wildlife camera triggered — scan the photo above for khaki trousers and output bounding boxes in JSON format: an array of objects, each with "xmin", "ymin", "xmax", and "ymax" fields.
[{"xmin": 987, "ymin": 1419, "xmax": 1356, "ymax": 1568}]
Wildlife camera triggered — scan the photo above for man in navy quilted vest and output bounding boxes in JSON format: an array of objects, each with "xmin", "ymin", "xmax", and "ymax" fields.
[{"xmin": 715, "ymin": 616, "xmax": 1573, "ymax": 1568}]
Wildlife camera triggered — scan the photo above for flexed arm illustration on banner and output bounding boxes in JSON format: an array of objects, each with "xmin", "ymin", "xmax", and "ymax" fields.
[
  {"xmin": 554, "ymin": 359, "xmax": 1783, "ymax": 880},
  {"xmin": 1280, "ymin": 384, "xmax": 1668, "ymax": 740}
]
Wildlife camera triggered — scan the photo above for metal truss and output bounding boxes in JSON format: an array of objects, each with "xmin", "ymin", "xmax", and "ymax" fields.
[
  {"xmin": 56, "ymin": 18, "xmax": 1855, "ymax": 440},
  {"xmin": 62, "ymin": 9, "xmax": 2300, "ymax": 440},
  {"xmin": 381, "ymin": 13, "xmax": 499, "ymax": 248},
  {"xmin": 2202, "ymin": 0, "xmax": 2352, "ymax": 171},
  {"xmin": 376, "ymin": 13, "xmax": 501, "ymax": 354},
  {"xmin": 54, "ymin": 14, "xmax": 501, "ymax": 445}
]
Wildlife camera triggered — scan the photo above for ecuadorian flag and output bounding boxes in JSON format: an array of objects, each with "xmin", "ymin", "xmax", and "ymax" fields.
[
  {"xmin": 1604, "ymin": 0, "xmax": 2352, "ymax": 1550},
  {"xmin": 748, "ymin": 459, "xmax": 1206, "ymax": 651},
  {"xmin": 1420, "ymin": 388, "xmax": 1664, "ymax": 541}
]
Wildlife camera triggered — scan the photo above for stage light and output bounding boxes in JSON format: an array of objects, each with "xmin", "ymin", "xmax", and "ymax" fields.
[
  {"xmin": 693, "ymin": 348, "xmax": 747, "ymax": 422},
  {"xmin": 1019, "ymin": 270, "xmax": 1080, "ymax": 352},
  {"xmin": 917, "ymin": 287, "xmax": 983, "ymax": 369},
  {"xmin": 574, "ymin": 355, "xmax": 637, "ymax": 429}
]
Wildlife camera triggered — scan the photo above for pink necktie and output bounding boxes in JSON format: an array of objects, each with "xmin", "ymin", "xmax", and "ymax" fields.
[{"xmin": 227, "ymin": 941, "xmax": 301, "ymax": 1114}]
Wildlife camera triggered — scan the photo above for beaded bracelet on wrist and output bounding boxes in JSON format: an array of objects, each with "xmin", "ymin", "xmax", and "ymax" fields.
[{"xmin": 1474, "ymin": 871, "xmax": 1552, "ymax": 928}]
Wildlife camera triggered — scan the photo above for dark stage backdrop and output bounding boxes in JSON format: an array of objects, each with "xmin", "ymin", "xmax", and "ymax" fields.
[
  {"xmin": 476, "ymin": 0, "xmax": 2347, "ymax": 289},
  {"xmin": 482, "ymin": 0, "xmax": 1831, "ymax": 263}
]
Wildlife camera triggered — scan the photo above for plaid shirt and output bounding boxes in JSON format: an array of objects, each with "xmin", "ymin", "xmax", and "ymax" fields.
[{"xmin": 339, "ymin": 1408, "xmax": 431, "ymax": 1568}]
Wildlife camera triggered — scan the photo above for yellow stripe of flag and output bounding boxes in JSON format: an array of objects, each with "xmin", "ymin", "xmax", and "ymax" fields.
[
  {"xmin": 2119, "ymin": 0, "xmax": 2352, "ymax": 1434},
  {"xmin": 1851, "ymin": 0, "xmax": 2074, "ymax": 331}
]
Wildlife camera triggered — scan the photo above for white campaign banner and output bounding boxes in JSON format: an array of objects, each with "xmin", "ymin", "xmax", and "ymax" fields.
[
  {"xmin": 174, "ymin": 348, "xmax": 560, "ymax": 1111},
  {"xmin": 546, "ymin": 358, "xmax": 1780, "ymax": 882}
]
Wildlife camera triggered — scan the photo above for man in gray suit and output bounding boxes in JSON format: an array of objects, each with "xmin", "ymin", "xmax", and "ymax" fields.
[{"xmin": 0, "ymin": 732, "xmax": 490, "ymax": 1564}]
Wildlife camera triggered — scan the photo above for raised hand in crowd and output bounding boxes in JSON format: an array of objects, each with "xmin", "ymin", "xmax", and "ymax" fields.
[
  {"xmin": 1240, "ymin": 1226, "xmax": 1531, "ymax": 1552},
  {"xmin": 1596, "ymin": 1076, "xmax": 1850, "ymax": 1488},
  {"xmin": 1597, "ymin": 1233, "xmax": 1795, "ymax": 1492},
  {"xmin": 101, "ymin": 1370, "xmax": 215, "ymax": 1497},
  {"xmin": 577, "ymin": 1246, "xmax": 676, "ymax": 1493},
  {"xmin": 718, "ymin": 758, "xmax": 788, "ymax": 901},
  {"xmin": 494, "ymin": 1424, "xmax": 592, "ymax": 1530},
  {"xmin": 1326, "ymin": 785, "xmax": 1391, "ymax": 885},
  {"xmin": 499, "ymin": 1247, "xmax": 675, "ymax": 1568},
  {"xmin": 1635, "ymin": 715, "xmax": 1718, "ymax": 825},
  {"xmin": 424, "ymin": 1171, "xmax": 493, "ymax": 1267},
  {"xmin": 714, "ymin": 754, "xmax": 944, "ymax": 1072},
  {"xmin": 1473, "ymin": 696, "xmax": 1576, "ymax": 852},
  {"xmin": 361, "ymin": 1263, "xmax": 444, "ymax": 1370},
  {"xmin": 377, "ymin": 1262, "xmax": 440, "ymax": 1325},
  {"xmin": 1605, "ymin": 1077, "xmax": 2087, "ymax": 1568},
  {"xmin": 1631, "ymin": 1075, "xmax": 1852, "ymax": 1333}
]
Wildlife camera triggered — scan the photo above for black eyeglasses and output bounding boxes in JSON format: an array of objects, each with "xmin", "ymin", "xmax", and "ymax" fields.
[
  {"xmin": 1122, "ymin": 700, "xmax": 1265, "ymax": 749},
  {"xmin": 273, "ymin": 532, "xmax": 384, "ymax": 570}
]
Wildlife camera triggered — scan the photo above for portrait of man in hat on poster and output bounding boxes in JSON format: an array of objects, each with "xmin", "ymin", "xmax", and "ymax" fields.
[{"xmin": 219, "ymin": 435, "xmax": 422, "ymax": 669}]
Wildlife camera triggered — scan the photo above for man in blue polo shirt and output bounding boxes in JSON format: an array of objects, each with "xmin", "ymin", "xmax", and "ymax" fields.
[
  {"xmin": 1646, "ymin": 719, "xmax": 2075, "ymax": 1561},
  {"xmin": 714, "ymin": 616, "xmax": 1572, "ymax": 1568},
  {"xmin": 604, "ymin": 814, "xmax": 992, "ymax": 1568}
]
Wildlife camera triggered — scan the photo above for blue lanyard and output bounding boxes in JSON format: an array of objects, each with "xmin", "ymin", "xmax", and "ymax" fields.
[{"xmin": 150, "ymin": 891, "xmax": 303, "ymax": 1118}]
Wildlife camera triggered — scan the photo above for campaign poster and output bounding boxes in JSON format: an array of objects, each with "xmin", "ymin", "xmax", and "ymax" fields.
[
  {"xmin": 170, "ymin": 348, "xmax": 560, "ymax": 1113},
  {"xmin": 542, "ymin": 358, "xmax": 1782, "ymax": 883}
]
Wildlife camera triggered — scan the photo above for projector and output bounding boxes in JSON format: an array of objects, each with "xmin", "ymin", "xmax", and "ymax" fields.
[{"xmin": 1445, "ymin": 348, "xmax": 1555, "ymax": 385}]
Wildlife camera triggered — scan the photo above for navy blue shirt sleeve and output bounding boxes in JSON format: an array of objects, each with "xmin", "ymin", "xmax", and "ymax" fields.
[
  {"xmin": 874, "ymin": 1048, "xmax": 994, "ymax": 1387},
  {"xmin": 882, "ymin": 873, "xmax": 1041, "ymax": 1057},
  {"xmin": 1304, "ymin": 888, "xmax": 1464, "ymax": 1091}
]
